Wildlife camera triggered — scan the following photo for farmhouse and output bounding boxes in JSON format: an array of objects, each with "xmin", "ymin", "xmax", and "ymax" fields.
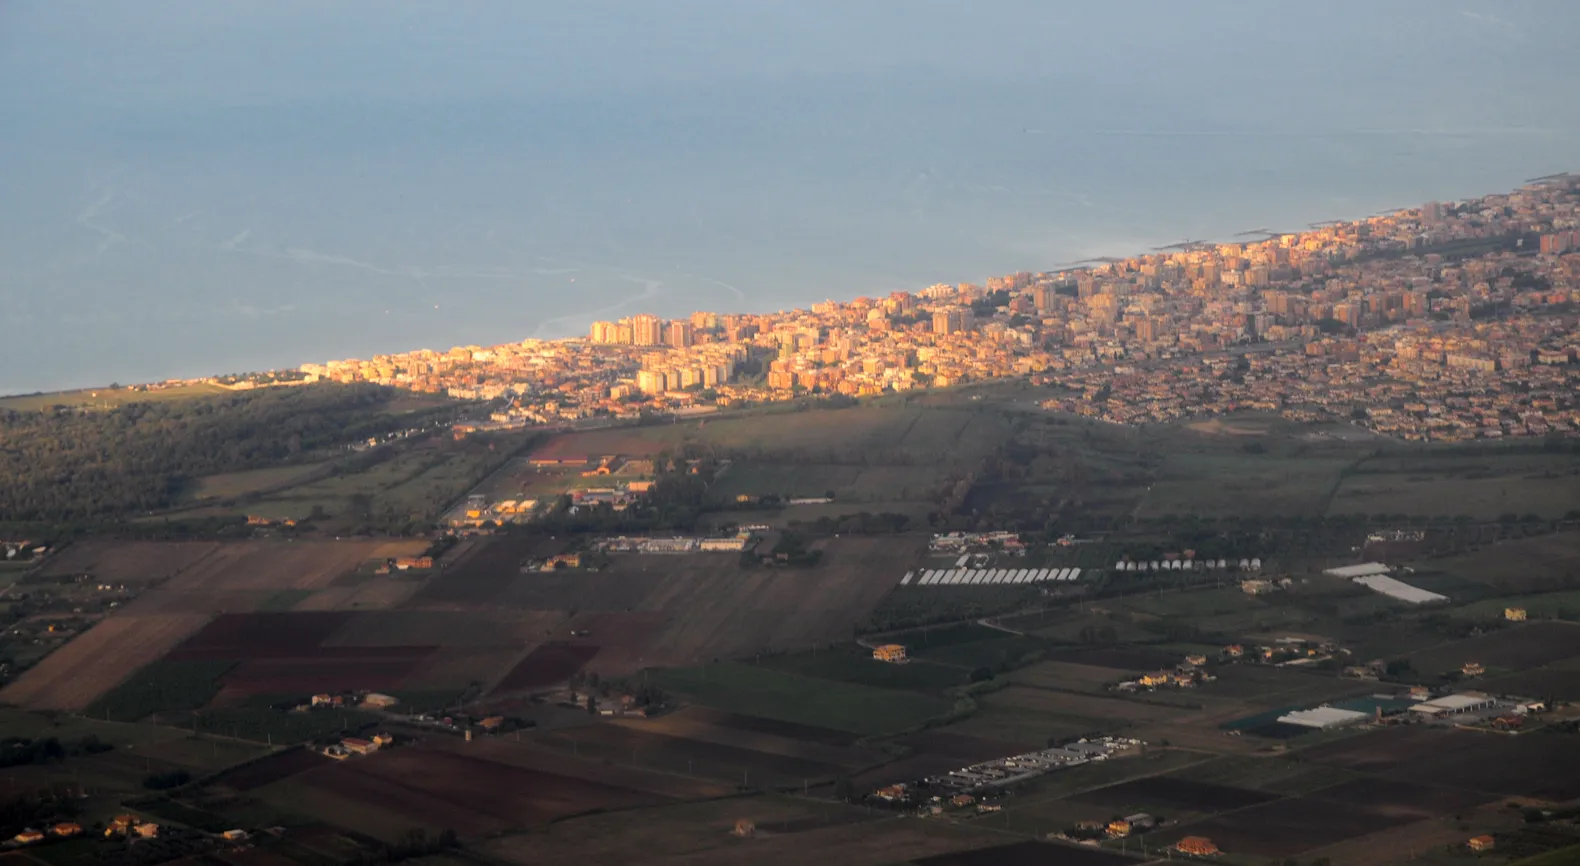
[
  {"xmin": 50, "ymin": 823, "xmax": 82, "ymax": 838},
  {"xmin": 874, "ymin": 783, "xmax": 908, "ymax": 801},
  {"xmin": 393, "ymin": 556, "xmax": 434, "ymax": 570},
  {"xmin": 1505, "ymin": 607, "xmax": 1528, "ymax": 621},
  {"xmin": 339, "ymin": 733, "xmax": 393, "ymax": 756},
  {"xmin": 872, "ymin": 644, "xmax": 908, "ymax": 663},
  {"xmin": 1462, "ymin": 662, "xmax": 1485, "ymax": 678},
  {"xmin": 13, "ymin": 830, "xmax": 44, "ymax": 845},
  {"xmin": 1467, "ymin": 835, "xmax": 1496, "ymax": 852},
  {"xmin": 1175, "ymin": 836, "xmax": 1221, "ymax": 856}
]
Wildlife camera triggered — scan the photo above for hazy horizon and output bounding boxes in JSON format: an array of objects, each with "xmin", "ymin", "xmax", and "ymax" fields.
[{"xmin": 3, "ymin": 0, "xmax": 1579, "ymax": 393}]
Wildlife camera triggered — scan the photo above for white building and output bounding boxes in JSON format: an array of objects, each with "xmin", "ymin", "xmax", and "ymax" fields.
[{"xmin": 1277, "ymin": 706, "xmax": 1371, "ymax": 729}]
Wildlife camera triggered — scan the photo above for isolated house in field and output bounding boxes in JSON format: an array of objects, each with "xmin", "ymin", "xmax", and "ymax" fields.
[{"xmin": 872, "ymin": 644, "xmax": 907, "ymax": 663}]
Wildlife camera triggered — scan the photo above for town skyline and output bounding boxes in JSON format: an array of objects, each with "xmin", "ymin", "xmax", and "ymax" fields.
[{"xmin": 61, "ymin": 173, "xmax": 1580, "ymax": 444}]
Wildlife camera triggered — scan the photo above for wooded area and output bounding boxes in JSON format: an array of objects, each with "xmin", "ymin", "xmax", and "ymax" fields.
[{"xmin": 0, "ymin": 385, "xmax": 451, "ymax": 523}]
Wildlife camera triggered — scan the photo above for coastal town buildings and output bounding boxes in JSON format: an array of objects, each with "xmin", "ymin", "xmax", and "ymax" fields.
[{"xmin": 281, "ymin": 178, "xmax": 1580, "ymax": 442}]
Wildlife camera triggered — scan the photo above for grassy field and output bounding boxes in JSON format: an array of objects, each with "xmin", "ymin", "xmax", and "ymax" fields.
[
  {"xmin": 184, "ymin": 462, "xmax": 331, "ymax": 501},
  {"xmin": 1330, "ymin": 452, "xmax": 1580, "ymax": 520},
  {"xmin": 711, "ymin": 461, "xmax": 954, "ymax": 506},
  {"xmin": 1421, "ymin": 531, "xmax": 1580, "ymax": 593},
  {"xmin": 648, "ymin": 662, "xmax": 956, "ymax": 737},
  {"xmin": 931, "ymin": 686, "xmax": 1152, "ymax": 748},
  {"xmin": 1137, "ymin": 453, "xmax": 1352, "ymax": 520},
  {"xmin": 1447, "ymin": 590, "xmax": 1580, "ymax": 621},
  {"xmin": 534, "ymin": 402, "xmax": 1014, "ymax": 466},
  {"xmin": 195, "ymin": 437, "xmax": 517, "ymax": 526},
  {"xmin": 0, "ymin": 382, "xmax": 230, "ymax": 411},
  {"xmin": 756, "ymin": 645, "xmax": 968, "ymax": 692}
]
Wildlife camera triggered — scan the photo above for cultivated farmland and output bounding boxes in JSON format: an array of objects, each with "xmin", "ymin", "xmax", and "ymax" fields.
[
  {"xmin": 648, "ymin": 662, "xmax": 955, "ymax": 737},
  {"xmin": 1406, "ymin": 621, "xmax": 1580, "ymax": 675},
  {"xmin": 480, "ymin": 794, "xmax": 1002, "ymax": 866},
  {"xmin": 257, "ymin": 738, "xmax": 728, "ymax": 842},
  {"xmin": 0, "ymin": 612, "xmax": 212, "ymax": 710},
  {"xmin": 34, "ymin": 540, "xmax": 225, "ymax": 583}
]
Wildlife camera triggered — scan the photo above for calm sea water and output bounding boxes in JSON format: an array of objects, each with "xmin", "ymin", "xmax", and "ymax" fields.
[{"xmin": 2, "ymin": 1, "xmax": 1578, "ymax": 393}]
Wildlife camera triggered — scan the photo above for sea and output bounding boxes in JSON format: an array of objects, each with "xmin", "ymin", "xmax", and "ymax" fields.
[{"xmin": 2, "ymin": 1, "xmax": 1578, "ymax": 394}]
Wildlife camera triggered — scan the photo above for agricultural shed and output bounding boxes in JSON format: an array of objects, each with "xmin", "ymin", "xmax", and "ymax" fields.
[
  {"xmin": 1411, "ymin": 692, "xmax": 1495, "ymax": 716},
  {"xmin": 1277, "ymin": 706, "xmax": 1371, "ymax": 729},
  {"xmin": 1351, "ymin": 573, "xmax": 1447, "ymax": 604},
  {"xmin": 1323, "ymin": 562, "xmax": 1392, "ymax": 578}
]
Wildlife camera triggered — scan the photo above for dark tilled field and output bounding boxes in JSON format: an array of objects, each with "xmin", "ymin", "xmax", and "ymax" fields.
[
  {"xmin": 541, "ymin": 724, "xmax": 857, "ymax": 786},
  {"xmin": 168, "ymin": 612, "xmax": 355, "ymax": 659},
  {"xmin": 1407, "ymin": 621, "xmax": 1580, "ymax": 674},
  {"xmin": 300, "ymin": 745, "xmax": 665, "ymax": 836},
  {"xmin": 221, "ymin": 650, "xmax": 433, "ymax": 695},
  {"xmin": 1310, "ymin": 777, "xmax": 1494, "ymax": 817},
  {"xmin": 493, "ymin": 570, "xmax": 667, "ymax": 611},
  {"xmin": 1299, "ymin": 727, "xmax": 1580, "ymax": 801},
  {"xmin": 1071, "ymin": 776, "xmax": 1279, "ymax": 812},
  {"xmin": 213, "ymin": 748, "xmax": 332, "ymax": 791},
  {"xmin": 684, "ymin": 707, "xmax": 859, "ymax": 747},
  {"xmin": 491, "ymin": 643, "xmax": 599, "ymax": 693},
  {"xmin": 1161, "ymin": 796, "xmax": 1415, "ymax": 858},
  {"xmin": 913, "ymin": 840, "xmax": 1138, "ymax": 866},
  {"xmin": 892, "ymin": 731, "xmax": 1025, "ymax": 764},
  {"xmin": 1043, "ymin": 647, "xmax": 1182, "ymax": 671},
  {"xmin": 1482, "ymin": 667, "xmax": 1580, "ymax": 701},
  {"xmin": 409, "ymin": 534, "xmax": 567, "ymax": 605}
]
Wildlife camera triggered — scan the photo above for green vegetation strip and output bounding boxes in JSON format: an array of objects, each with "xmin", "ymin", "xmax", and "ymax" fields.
[
  {"xmin": 648, "ymin": 662, "xmax": 954, "ymax": 737},
  {"xmin": 86, "ymin": 659, "xmax": 237, "ymax": 722},
  {"xmin": 1512, "ymin": 846, "xmax": 1580, "ymax": 866}
]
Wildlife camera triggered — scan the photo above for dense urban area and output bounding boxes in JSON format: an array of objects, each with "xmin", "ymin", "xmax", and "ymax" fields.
[{"xmin": 269, "ymin": 176, "xmax": 1580, "ymax": 444}]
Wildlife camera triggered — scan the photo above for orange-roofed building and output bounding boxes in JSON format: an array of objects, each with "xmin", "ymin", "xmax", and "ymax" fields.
[
  {"xmin": 872, "ymin": 644, "xmax": 907, "ymax": 663},
  {"xmin": 1175, "ymin": 836, "xmax": 1220, "ymax": 856}
]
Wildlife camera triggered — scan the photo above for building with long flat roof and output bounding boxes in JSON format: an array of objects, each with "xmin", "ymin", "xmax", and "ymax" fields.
[
  {"xmin": 1278, "ymin": 706, "xmax": 1371, "ymax": 729},
  {"xmin": 1323, "ymin": 562, "xmax": 1391, "ymax": 578},
  {"xmin": 1410, "ymin": 692, "xmax": 1494, "ymax": 717}
]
